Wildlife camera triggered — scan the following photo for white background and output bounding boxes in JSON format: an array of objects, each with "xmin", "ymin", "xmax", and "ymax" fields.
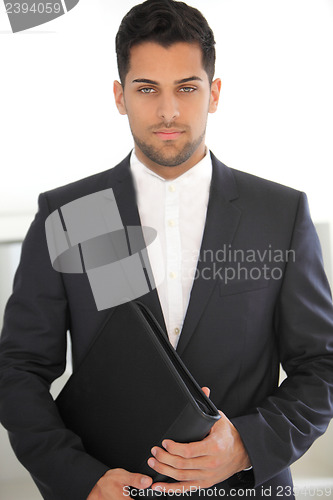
[
  {"xmin": 0, "ymin": 0, "xmax": 333, "ymax": 222},
  {"xmin": 0, "ymin": 0, "xmax": 333, "ymax": 497}
]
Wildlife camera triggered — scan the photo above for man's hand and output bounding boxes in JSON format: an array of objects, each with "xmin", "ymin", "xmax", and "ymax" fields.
[
  {"xmin": 147, "ymin": 387, "xmax": 251, "ymax": 493},
  {"xmin": 87, "ymin": 468, "xmax": 153, "ymax": 499}
]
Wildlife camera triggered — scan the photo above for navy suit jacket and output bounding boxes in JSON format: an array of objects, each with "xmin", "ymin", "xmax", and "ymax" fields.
[{"xmin": 1, "ymin": 152, "xmax": 333, "ymax": 499}]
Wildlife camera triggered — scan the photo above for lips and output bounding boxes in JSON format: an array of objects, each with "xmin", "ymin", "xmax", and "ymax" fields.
[{"xmin": 154, "ymin": 130, "xmax": 184, "ymax": 141}]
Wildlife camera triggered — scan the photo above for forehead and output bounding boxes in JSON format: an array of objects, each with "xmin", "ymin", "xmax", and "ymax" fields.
[{"xmin": 126, "ymin": 41, "xmax": 207, "ymax": 83}]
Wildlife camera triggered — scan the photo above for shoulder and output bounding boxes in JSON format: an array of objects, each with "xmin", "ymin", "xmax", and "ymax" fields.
[
  {"xmin": 210, "ymin": 153, "xmax": 308, "ymax": 240},
  {"xmin": 232, "ymin": 167, "xmax": 300, "ymax": 201},
  {"xmin": 40, "ymin": 154, "xmax": 131, "ymax": 212},
  {"xmin": 211, "ymin": 152, "xmax": 303, "ymax": 211},
  {"xmin": 230, "ymin": 167, "xmax": 307, "ymax": 224}
]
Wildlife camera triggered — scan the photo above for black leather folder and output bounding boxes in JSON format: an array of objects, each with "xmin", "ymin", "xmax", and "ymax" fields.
[{"xmin": 56, "ymin": 301, "xmax": 220, "ymax": 481}]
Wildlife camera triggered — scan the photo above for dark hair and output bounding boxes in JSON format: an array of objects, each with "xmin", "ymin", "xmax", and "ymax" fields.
[{"xmin": 116, "ymin": 0, "xmax": 216, "ymax": 85}]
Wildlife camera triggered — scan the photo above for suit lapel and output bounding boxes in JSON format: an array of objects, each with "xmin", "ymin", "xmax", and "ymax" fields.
[
  {"xmin": 176, "ymin": 153, "xmax": 242, "ymax": 356},
  {"xmin": 111, "ymin": 154, "xmax": 167, "ymax": 333},
  {"xmin": 110, "ymin": 152, "xmax": 242, "ymax": 348}
]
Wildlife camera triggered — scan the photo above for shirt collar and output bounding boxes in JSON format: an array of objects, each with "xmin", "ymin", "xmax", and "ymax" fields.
[{"xmin": 130, "ymin": 148, "xmax": 212, "ymax": 186}]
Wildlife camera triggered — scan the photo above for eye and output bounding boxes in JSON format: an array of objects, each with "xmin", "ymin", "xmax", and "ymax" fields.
[
  {"xmin": 179, "ymin": 87, "xmax": 196, "ymax": 93},
  {"xmin": 139, "ymin": 87, "xmax": 156, "ymax": 94}
]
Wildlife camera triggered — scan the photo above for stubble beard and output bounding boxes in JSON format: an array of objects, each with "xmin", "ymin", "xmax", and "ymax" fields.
[{"xmin": 131, "ymin": 129, "xmax": 206, "ymax": 167}]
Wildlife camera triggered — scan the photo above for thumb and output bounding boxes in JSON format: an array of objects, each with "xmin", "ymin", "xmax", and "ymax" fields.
[
  {"xmin": 201, "ymin": 386, "xmax": 210, "ymax": 398},
  {"xmin": 126, "ymin": 472, "xmax": 153, "ymax": 490}
]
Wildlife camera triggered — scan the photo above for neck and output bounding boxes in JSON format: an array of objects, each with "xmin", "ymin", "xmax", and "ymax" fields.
[{"xmin": 134, "ymin": 144, "xmax": 207, "ymax": 180}]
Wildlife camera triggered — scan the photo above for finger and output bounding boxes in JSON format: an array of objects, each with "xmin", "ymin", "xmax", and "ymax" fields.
[
  {"xmin": 201, "ymin": 386, "xmax": 210, "ymax": 398},
  {"xmin": 147, "ymin": 456, "xmax": 206, "ymax": 482},
  {"xmin": 150, "ymin": 446, "xmax": 213, "ymax": 471},
  {"xmin": 161, "ymin": 438, "xmax": 210, "ymax": 459},
  {"xmin": 124, "ymin": 471, "xmax": 153, "ymax": 489},
  {"xmin": 152, "ymin": 481, "xmax": 204, "ymax": 494}
]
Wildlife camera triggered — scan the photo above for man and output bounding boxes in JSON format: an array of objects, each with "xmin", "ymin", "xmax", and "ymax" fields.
[{"xmin": 0, "ymin": 1, "xmax": 333, "ymax": 499}]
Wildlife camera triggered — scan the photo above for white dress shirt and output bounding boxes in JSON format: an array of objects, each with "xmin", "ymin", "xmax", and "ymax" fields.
[{"xmin": 131, "ymin": 149, "xmax": 212, "ymax": 348}]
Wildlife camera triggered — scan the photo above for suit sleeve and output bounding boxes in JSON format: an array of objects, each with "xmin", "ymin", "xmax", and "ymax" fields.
[
  {"xmin": 231, "ymin": 192, "xmax": 333, "ymax": 487},
  {"xmin": 0, "ymin": 193, "xmax": 109, "ymax": 500}
]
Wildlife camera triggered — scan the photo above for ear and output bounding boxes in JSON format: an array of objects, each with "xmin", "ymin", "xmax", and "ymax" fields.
[
  {"xmin": 113, "ymin": 80, "xmax": 127, "ymax": 115},
  {"xmin": 208, "ymin": 78, "xmax": 222, "ymax": 114}
]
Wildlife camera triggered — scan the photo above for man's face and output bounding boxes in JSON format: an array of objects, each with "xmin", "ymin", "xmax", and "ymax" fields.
[{"xmin": 114, "ymin": 41, "xmax": 221, "ymax": 178}]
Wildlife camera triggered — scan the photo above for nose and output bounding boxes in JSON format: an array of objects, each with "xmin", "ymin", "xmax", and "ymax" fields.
[{"xmin": 157, "ymin": 92, "xmax": 180, "ymax": 123}]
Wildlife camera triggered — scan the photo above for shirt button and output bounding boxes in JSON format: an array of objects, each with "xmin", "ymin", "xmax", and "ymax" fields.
[
  {"xmin": 168, "ymin": 184, "xmax": 176, "ymax": 192},
  {"xmin": 174, "ymin": 327, "xmax": 180, "ymax": 335},
  {"xmin": 168, "ymin": 219, "xmax": 176, "ymax": 227},
  {"xmin": 169, "ymin": 272, "xmax": 177, "ymax": 279}
]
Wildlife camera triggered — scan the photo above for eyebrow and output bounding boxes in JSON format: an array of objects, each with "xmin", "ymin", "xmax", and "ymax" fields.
[{"xmin": 132, "ymin": 76, "xmax": 203, "ymax": 85}]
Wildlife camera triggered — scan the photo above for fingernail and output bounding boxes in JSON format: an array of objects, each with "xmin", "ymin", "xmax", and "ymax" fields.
[
  {"xmin": 141, "ymin": 476, "xmax": 150, "ymax": 486},
  {"xmin": 151, "ymin": 447, "xmax": 157, "ymax": 456},
  {"xmin": 162, "ymin": 440, "xmax": 168, "ymax": 450},
  {"xmin": 148, "ymin": 458, "xmax": 155, "ymax": 467}
]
